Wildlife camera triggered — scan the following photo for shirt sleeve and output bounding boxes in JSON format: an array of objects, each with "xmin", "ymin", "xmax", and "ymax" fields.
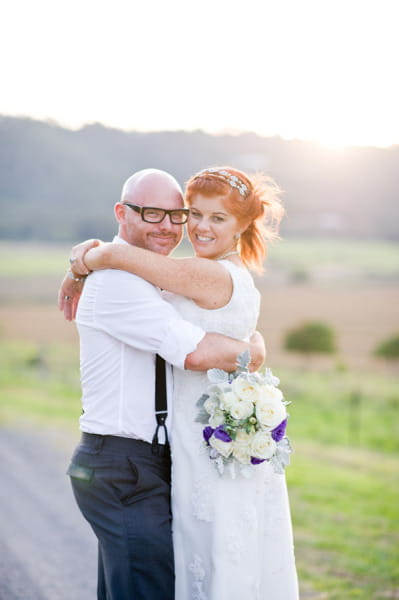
[{"xmin": 76, "ymin": 269, "xmax": 205, "ymax": 369}]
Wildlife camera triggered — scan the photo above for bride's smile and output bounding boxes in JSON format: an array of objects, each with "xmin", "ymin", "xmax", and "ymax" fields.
[{"xmin": 187, "ymin": 194, "xmax": 242, "ymax": 260}]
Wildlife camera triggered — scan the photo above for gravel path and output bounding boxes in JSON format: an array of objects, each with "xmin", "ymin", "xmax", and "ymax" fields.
[{"xmin": 0, "ymin": 426, "xmax": 97, "ymax": 599}]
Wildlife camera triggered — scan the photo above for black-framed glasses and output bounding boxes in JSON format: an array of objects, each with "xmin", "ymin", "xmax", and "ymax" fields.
[{"xmin": 123, "ymin": 203, "xmax": 189, "ymax": 224}]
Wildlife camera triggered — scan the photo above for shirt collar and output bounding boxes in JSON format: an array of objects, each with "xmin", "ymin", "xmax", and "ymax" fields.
[{"xmin": 113, "ymin": 235, "xmax": 130, "ymax": 245}]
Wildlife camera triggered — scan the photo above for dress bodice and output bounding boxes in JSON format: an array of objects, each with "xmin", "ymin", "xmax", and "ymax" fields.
[{"xmin": 163, "ymin": 260, "xmax": 260, "ymax": 341}]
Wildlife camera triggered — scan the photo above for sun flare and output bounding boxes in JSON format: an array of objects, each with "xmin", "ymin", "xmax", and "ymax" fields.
[{"xmin": 0, "ymin": 0, "xmax": 398, "ymax": 148}]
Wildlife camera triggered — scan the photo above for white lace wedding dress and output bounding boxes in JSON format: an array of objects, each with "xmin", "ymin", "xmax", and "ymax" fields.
[{"xmin": 166, "ymin": 260, "xmax": 299, "ymax": 600}]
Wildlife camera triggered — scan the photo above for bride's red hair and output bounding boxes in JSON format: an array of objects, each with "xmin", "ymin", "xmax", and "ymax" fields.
[{"xmin": 185, "ymin": 166, "xmax": 284, "ymax": 273}]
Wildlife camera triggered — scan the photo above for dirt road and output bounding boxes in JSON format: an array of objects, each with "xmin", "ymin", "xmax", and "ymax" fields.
[{"xmin": 0, "ymin": 427, "xmax": 97, "ymax": 599}]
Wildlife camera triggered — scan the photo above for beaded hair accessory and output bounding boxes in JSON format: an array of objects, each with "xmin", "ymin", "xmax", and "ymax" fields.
[{"xmin": 194, "ymin": 168, "xmax": 249, "ymax": 197}]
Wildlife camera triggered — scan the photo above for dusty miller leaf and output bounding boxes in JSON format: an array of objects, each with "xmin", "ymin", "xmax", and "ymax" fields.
[
  {"xmin": 196, "ymin": 393, "xmax": 209, "ymax": 408},
  {"xmin": 195, "ymin": 408, "xmax": 210, "ymax": 424},
  {"xmin": 207, "ymin": 368, "xmax": 229, "ymax": 384},
  {"xmin": 263, "ymin": 368, "xmax": 280, "ymax": 387},
  {"xmin": 236, "ymin": 349, "xmax": 251, "ymax": 371}
]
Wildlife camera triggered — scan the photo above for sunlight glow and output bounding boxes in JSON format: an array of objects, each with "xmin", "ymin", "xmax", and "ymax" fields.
[{"xmin": 0, "ymin": 0, "xmax": 398, "ymax": 147}]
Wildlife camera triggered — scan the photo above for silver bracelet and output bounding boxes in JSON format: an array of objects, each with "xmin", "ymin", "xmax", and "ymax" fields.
[{"xmin": 67, "ymin": 270, "xmax": 86, "ymax": 282}]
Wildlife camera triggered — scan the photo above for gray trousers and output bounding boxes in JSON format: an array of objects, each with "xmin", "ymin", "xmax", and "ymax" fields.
[{"xmin": 67, "ymin": 433, "xmax": 174, "ymax": 600}]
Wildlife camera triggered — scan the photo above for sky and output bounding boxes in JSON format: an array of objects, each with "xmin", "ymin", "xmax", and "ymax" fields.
[{"xmin": 1, "ymin": 0, "xmax": 398, "ymax": 147}]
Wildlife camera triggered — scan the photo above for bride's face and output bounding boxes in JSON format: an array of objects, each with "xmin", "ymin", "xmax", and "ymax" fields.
[{"xmin": 187, "ymin": 194, "xmax": 242, "ymax": 260}]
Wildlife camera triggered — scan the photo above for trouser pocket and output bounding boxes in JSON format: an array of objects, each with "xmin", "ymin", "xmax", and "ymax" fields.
[{"xmin": 66, "ymin": 462, "xmax": 94, "ymax": 482}]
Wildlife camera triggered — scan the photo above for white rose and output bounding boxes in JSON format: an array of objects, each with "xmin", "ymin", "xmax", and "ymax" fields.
[
  {"xmin": 235, "ymin": 429, "xmax": 252, "ymax": 443},
  {"xmin": 232, "ymin": 376, "xmax": 261, "ymax": 404},
  {"xmin": 250, "ymin": 431, "xmax": 276, "ymax": 460},
  {"xmin": 232, "ymin": 442, "xmax": 252, "ymax": 464},
  {"xmin": 209, "ymin": 434, "xmax": 233, "ymax": 458},
  {"xmin": 229, "ymin": 400, "xmax": 254, "ymax": 420},
  {"xmin": 204, "ymin": 397, "xmax": 219, "ymax": 415},
  {"xmin": 232, "ymin": 430, "xmax": 252, "ymax": 464},
  {"xmin": 260, "ymin": 384, "xmax": 284, "ymax": 403},
  {"xmin": 255, "ymin": 397, "xmax": 287, "ymax": 429},
  {"xmin": 219, "ymin": 390, "xmax": 239, "ymax": 411},
  {"xmin": 209, "ymin": 409, "xmax": 225, "ymax": 428}
]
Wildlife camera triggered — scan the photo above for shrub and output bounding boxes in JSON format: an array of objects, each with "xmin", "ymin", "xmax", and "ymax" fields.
[
  {"xmin": 289, "ymin": 267, "xmax": 311, "ymax": 284},
  {"xmin": 374, "ymin": 334, "xmax": 399, "ymax": 360},
  {"xmin": 284, "ymin": 321, "xmax": 336, "ymax": 355}
]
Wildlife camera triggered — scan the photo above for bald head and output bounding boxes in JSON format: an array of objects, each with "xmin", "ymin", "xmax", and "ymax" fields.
[
  {"xmin": 121, "ymin": 169, "xmax": 183, "ymax": 206},
  {"xmin": 116, "ymin": 168, "xmax": 185, "ymax": 254}
]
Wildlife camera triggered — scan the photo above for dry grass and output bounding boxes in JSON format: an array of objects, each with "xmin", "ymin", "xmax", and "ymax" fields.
[
  {"xmin": 257, "ymin": 282, "xmax": 399, "ymax": 371},
  {"xmin": 0, "ymin": 303, "xmax": 79, "ymax": 345},
  {"xmin": 1, "ymin": 238, "xmax": 398, "ymax": 373},
  {"xmin": 0, "ymin": 282, "xmax": 398, "ymax": 373}
]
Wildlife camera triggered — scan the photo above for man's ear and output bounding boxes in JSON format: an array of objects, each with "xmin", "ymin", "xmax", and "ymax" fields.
[{"xmin": 114, "ymin": 202, "xmax": 127, "ymax": 224}]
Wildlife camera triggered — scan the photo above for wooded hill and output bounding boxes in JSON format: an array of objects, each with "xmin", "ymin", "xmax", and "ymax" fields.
[{"xmin": 1, "ymin": 115, "xmax": 398, "ymax": 241}]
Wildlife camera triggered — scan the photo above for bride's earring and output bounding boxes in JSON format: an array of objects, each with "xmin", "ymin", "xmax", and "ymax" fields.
[{"xmin": 234, "ymin": 233, "xmax": 240, "ymax": 240}]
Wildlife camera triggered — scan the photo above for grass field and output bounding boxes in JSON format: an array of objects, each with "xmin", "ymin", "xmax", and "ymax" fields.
[
  {"xmin": 0, "ymin": 340, "xmax": 398, "ymax": 599},
  {"xmin": 1, "ymin": 238, "xmax": 399, "ymax": 370},
  {"xmin": 1, "ymin": 237, "xmax": 399, "ymax": 280},
  {"xmin": 1, "ymin": 239, "xmax": 398, "ymax": 598}
]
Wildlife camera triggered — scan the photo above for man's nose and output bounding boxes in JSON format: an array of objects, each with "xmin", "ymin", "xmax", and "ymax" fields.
[{"xmin": 158, "ymin": 214, "xmax": 179, "ymax": 230}]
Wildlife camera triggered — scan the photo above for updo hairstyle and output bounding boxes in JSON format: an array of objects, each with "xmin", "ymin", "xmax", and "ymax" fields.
[{"xmin": 185, "ymin": 166, "xmax": 284, "ymax": 272}]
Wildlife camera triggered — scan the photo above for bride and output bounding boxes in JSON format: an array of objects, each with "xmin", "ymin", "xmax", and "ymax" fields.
[{"xmin": 65, "ymin": 166, "xmax": 299, "ymax": 600}]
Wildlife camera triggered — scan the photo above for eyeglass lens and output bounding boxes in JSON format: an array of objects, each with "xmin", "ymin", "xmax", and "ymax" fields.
[
  {"xmin": 142, "ymin": 207, "xmax": 187, "ymax": 224},
  {"xmin": 124, "ymin": 203, "xmax": 188, "ymax": 224}
]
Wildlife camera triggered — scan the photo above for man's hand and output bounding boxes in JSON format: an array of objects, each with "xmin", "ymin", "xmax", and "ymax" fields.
[
  {"xmin": 184, "ymin": 330, "xmax": 266, "ymax": 372},
  {"xmin": 248, "ymin": 331, "xmax": 266, "ymax": 371},
  {"xmin": 57, "ymin": 271, "xmax": 85, "ymax": 321}
]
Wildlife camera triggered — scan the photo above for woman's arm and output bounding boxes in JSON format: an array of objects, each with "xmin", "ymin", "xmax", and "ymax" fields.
[
  {"xmin": 185, "ymin": 330, "xmax": 266, "ymax": 372},
  {"xmin": 69, "ymin": 238, "xmax": 102, "ymax": 275},
  {"xmin": 81, "ymin": 243, "xmax": 233, "ymax": 310}
]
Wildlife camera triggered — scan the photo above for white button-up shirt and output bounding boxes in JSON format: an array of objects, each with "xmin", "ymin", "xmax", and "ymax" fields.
[{"xmin": 76, "ymin": 236, "xmax": 205, "ymax": 443}]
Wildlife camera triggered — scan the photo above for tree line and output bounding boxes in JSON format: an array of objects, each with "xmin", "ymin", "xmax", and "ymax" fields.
[{"xmin": 1, "ymin": 115, "xmax": 398, "ymax": 242}]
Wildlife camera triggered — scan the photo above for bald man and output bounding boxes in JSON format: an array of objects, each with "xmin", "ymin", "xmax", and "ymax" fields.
[{"xmin": 61, "ymin": 169, "xmax": 264, "ymax": 600}]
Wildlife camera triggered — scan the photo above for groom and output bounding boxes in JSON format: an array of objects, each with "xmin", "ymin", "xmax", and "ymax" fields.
[{"xmin": 60, "ymin": 168, "xmax": 264, "ymax": 600}]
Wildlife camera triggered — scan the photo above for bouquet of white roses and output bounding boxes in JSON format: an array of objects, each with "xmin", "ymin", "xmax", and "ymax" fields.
[{"xmin": 196, "ymin": 350, "xmax": 292, "ymax": 477}]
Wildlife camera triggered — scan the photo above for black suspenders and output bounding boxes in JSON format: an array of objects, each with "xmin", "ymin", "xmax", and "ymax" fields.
[{"xmin": 152, "ymin": 354, "xmax": 169, "ymax": 453}]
